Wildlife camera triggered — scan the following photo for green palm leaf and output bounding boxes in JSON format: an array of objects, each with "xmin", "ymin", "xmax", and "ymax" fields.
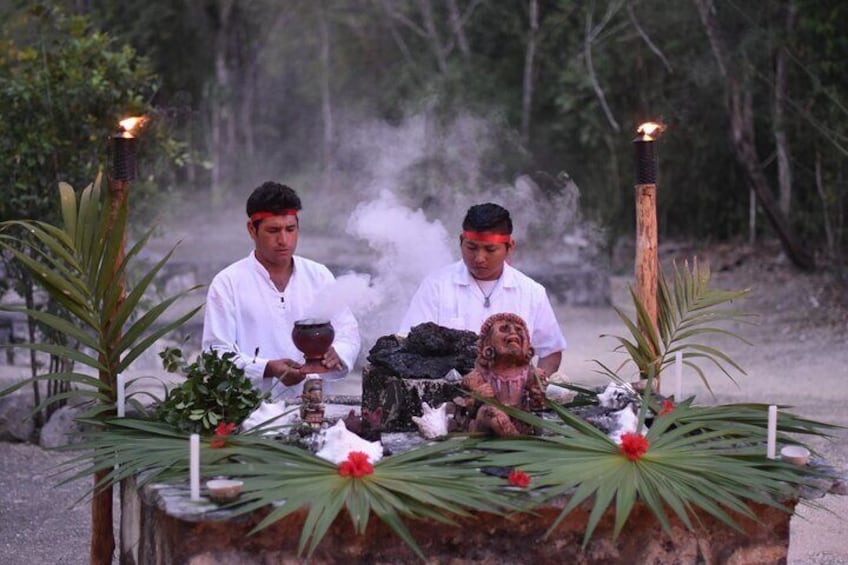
[
  {"xmin": 599, "ymin": 260, "xmax": 752, "ymax": 392},
  {"xmin": 474, "ymin": 393, "xmax": 825, "ymax": 548},
  {"xmin": 0, "ymin": 180, "xmax": 203, "ymax": 423}
]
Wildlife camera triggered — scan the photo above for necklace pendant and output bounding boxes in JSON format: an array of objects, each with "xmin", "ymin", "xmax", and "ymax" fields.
[{"xmin": 484, "ymin": 297, "xmax": 491, "ymax": 308}]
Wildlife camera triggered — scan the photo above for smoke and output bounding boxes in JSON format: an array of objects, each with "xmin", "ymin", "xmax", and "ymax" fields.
[
  {"xmin": 301, "ymin": 109, "xmax": 603, "ymax": 359},
  {"xmin": 150, "ymin": 108, "xmax": 603, "ymax": 369},
  {"xmin": 305, "ymin": 272, "xmax": 382, "ymax": 322},
  {"xmin": 344, "ymin": 189, "xmax": 454, "ymax": 344}
]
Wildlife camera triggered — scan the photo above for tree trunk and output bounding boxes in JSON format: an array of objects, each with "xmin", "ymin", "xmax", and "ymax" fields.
[
  {"xmin": 91, "ymin": 176, "xmax": 130, "ymax": 565},
  {"xmin": 211, "ymin": 0, "xmax": 236, "ymax": 204},
  {"xmin": 730, "ymin": 84, "xmax": 815, "ymax": 270},
  {"xmin": 520, "ymin": 0, "xmax": 539, "ymax": 146},
  {"xmin": 774, "ymin": 2, "xmax": 796, "ymax": 216},
  {"xmin": 814, "ymin": 150, "xmax": 836, "ymax": 257},
  {"xmin": 418, "ymin": 0, "xmax": 447, "ymax": 73},
  {"xmin": 694, "ymin": 0, "xmax": 814, "ymax": 271},
  {"xmin": 22, "ymin": 274, "xmax": 43, "ymax": 431},
  {"xmin": 447, "ymin": 0, "xmax": 470, "ymax": 58},
  {"xmin": 319, "ymin": 1, "xmax": 335, "ymax": 174}
]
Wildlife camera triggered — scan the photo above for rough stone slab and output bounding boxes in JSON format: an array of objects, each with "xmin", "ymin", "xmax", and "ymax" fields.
[
  {"xmin": 0, "ymin": 393, "xmax": 35, "ymax": 442},
  {"xmin": 361, "ymin": 365, "xmax": 461, "ymax": 432}
]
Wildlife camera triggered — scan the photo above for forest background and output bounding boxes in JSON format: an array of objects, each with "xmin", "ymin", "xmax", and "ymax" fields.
[{"xmin": 2, "ymin": 0, "xmax": 846, "ymax": 277}]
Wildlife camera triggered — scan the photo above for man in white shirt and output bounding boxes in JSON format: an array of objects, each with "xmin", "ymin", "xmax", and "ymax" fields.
[
  {"xmin": 202, "ymin": 182, "xmax": 361, "ymax": 399},
  {"xmin": 398, "ymin": 203, "xmax": 566, "ymax": 376}
]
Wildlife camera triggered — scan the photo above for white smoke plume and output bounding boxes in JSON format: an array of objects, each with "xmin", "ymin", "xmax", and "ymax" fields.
[{"xmin": 345, "ymin": 190, "xmax": 454, "ymax": 345}]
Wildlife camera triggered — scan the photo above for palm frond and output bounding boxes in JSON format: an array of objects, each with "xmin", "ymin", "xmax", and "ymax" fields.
[
  {"xmin": 599, "ymin": 259, "xmax": 751, "ymax": 391},
  {"xmin": 474, "ymin": 393, "xmax": 827, "ymax": 548},
  {"xmin": 0, "ymin": 181, "xmax": 203, "ymax": 416}
]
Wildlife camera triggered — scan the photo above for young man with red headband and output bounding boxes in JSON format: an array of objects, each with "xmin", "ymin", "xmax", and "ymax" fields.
[
  {"xmin": 398, "ymin": 202, "xmax": 566, "ymax": 376},
  {"xmin": 202, "ymin": 181, "xmax": 361, "ymax": 399}
]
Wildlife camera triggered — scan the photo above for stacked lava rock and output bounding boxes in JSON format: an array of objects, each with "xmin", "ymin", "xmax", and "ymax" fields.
[{"xmin": 362, "ymin": 323, "xmax": 478, "ymax": 432}]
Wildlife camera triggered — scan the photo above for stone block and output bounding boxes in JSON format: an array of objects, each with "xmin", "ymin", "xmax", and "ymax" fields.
[
  {"xmin": 361, "ymin": 365, "xmax": 461, "ymax": 432},
  {"xmin": 128, "ymin": 477, "xmax": 796, "ymax": 564}
]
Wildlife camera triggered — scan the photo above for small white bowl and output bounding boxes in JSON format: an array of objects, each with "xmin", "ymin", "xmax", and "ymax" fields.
[
  {"xmin": 780, "ymin": 445, "xmax": 810, "ymax": 466},
  {"xmin": 206, "ymin": 479, "xmax": 243, "ymax": 503}
]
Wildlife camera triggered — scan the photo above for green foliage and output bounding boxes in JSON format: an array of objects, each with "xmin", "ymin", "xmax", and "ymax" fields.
[
  {"xmin": 0, "ymin": 6, "xmax": 160, "ymax": 223},
  {"xmin": 0, "ymin": 178, "xmax": 202, "ymax": 415},
  {"xmin": 57, "ymin": 393, "xmax": 837, "ymax": 557},
  {"xmin": 476, "ymin": 396, "xmax": 832, "ymax": 548},
  {"xmin": 599, "ymin": 260, "xmax": 752, "ymax": 393},
  {"xmin": 154, "ymin": 348, "xmax": 268, "ymax": 434},
  {"xmin": 57, "ymin": 419, "xmax": 523, "ymax": 560}
]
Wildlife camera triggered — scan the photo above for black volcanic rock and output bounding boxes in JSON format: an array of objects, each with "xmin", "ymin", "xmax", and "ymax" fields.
[{"xmin": 367, "ymin": 322, "xmax": 478, "ymax": 379}]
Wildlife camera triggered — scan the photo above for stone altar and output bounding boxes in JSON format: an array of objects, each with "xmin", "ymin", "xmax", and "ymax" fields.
[{"xmin": 125, "ymin": 473, "xmax": 796, "ymax": 564}]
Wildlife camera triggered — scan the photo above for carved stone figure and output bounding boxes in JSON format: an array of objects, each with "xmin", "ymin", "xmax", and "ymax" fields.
[
  {"xmin": 300, "ymin": 375, "xmax": 325, "ymax": 427},
  {"xmin": 460, "ymin": 313, "xmax": 548, "ymax": 436}
]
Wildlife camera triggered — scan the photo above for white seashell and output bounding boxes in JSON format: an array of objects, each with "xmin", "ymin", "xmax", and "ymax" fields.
[
  {"xmin": 412, "ymin": 402, "xmax": 450, "ymax": 439},
  {"xmin": 442, "ymin": 368, "xmax": 463, "ymax": 383},
  {"xmin": 315, "ymin": 420, "xmax": 383, "ymax": 464},
  {"xmin": 545, "ymin": 383, "xmax": 576, "ymax": 404},
  {"xmin": 240, "ymin": 400, "xmax": 298, "ymax": 435},
  {"xmin": 597, "ymin": 382, "xmax": 638, "ymax": 409},
  {"xmin": 608, "ymin": 406, "xmax": 647, "ymax": 444},
  {"xmin": 547, "ymin": 370, "xmax": 571, "ymax": 386}
]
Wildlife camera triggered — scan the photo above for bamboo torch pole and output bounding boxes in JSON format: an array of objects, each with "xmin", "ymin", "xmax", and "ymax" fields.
[
  {"xmin": 90, "ymin": 116, "xmax": 143, "ymax": 565},
  {"xmin": 633, "ymin": 122, "xmax": 662, "ymax": 389}
]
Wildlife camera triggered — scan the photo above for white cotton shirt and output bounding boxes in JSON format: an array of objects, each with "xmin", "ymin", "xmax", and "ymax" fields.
[
  {"xmin": 398, "ymin": 260, "xmax": 567, "ymax": 359},
  {"xmin": 202, "ymin": 252, "xmax": 361, "ymax": 400}
]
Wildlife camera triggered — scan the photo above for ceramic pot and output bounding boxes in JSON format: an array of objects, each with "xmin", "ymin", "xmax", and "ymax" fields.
[{"xmin": 292, "ymin": 319, "xmax": 334, "ymax": 373}]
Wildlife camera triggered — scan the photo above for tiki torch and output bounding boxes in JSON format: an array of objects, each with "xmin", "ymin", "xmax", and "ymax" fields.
[
  {"xmin": 633, "ymin": 121, "xmax": 663, "ymax": 368},
  {"xmin": 106, "ymin": 116, "xmax": 146, "ymax": 403},
  {"xmin": 108, "ymin": 116, "xmax": 146, "ymax": 565},
  {"xmin": 112, "ymin": 116, "xmax": 144, "ymax": 181}
]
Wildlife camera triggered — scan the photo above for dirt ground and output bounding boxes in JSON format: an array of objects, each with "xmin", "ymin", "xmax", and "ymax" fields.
[{"xmin": 1, "ymin": 240, "xmax": 846, "ymax": 564}]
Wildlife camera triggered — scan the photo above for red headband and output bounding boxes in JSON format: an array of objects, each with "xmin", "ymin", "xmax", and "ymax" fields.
[
  {"xmin": 461, "ymin": 230, "xmax": 512, "ymax": 244},
  {"xmin": 250, "ymin": 210, "xmax": 298, "ymax": 223}
]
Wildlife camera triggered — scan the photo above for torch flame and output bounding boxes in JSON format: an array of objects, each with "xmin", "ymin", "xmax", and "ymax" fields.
[
  {"xmin": 118, "ymin": 116, "xmax": 147, "ymax": 138},
  {"xmin": 637, "ymin": 121, "xmax": 663, "ymax": 141}
]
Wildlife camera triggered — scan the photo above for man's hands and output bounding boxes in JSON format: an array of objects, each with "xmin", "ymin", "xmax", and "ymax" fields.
[
  {"xmin": 320, "ymin": 347, "xmax": 343, "ymax": 371},
  {"xmin": 264, "ymin": 346, "xmax": 344, "ymax": 386},
  {"xmin": 265, "ymin": 358, "xmax": 305, "ymax": 386}
]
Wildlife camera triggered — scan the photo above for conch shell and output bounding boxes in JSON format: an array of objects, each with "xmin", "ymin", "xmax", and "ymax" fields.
[
  {"xmin": 240, "ymin": 400, "xmax": 298, "ymax": 435},
  {"xmin": 412, "ymin": 402, "xmax": 449, "ymax": 439},
  {"xmin": 315, "ymin": 419, "xmax": 383, "ymax": 464}
]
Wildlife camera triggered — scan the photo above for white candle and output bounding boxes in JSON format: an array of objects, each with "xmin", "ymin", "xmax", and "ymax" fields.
[
  {"xmin": 673, "ymin": 351, "xmax": 683, "ymax": 401},
  {"xmin": 767, "ymin": 405, "xmax": 778, "ymax": 459},
  {"xmin": 190, "ymin": 433, "xmax": 200, "ymax": 500},
  {"xmin": 116, "ymin": 373, "xmax": 126, "ymax": 418}
]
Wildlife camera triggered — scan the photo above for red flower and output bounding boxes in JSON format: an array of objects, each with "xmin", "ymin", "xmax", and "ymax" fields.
[
  {"xmin": 210, "ymin": 421, "xmax": 236, "ymax": 448},
  {"xmin": 659, "ymin": 399, "xmax": 674, "ymax": 416},
  {"xmin": 620, "ymin": 433, "xmax": 649, "ymax": 461},
  {"xmin": 338, "ymin": 451, "xmax": 374, "ymax": 478},
  {"xmin": 508, "ymin": 469, "xmax": 531, "ymax": 488}
]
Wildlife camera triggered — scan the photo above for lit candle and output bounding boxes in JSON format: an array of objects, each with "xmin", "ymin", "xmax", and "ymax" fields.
[
  {"xmin": 116, "ymin": 373, "xmax": 126, "ymax": 418},
  {"xmin": 190, "ymin": 433, "xmax": 200, "ymax": 500},
  {"xmin": 674, "ymin": 351, "xmax": 683, "ymax": 401},
  {"xmin": 767, "ymin": 405, "xmax": 777, "ymax": 459}
]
